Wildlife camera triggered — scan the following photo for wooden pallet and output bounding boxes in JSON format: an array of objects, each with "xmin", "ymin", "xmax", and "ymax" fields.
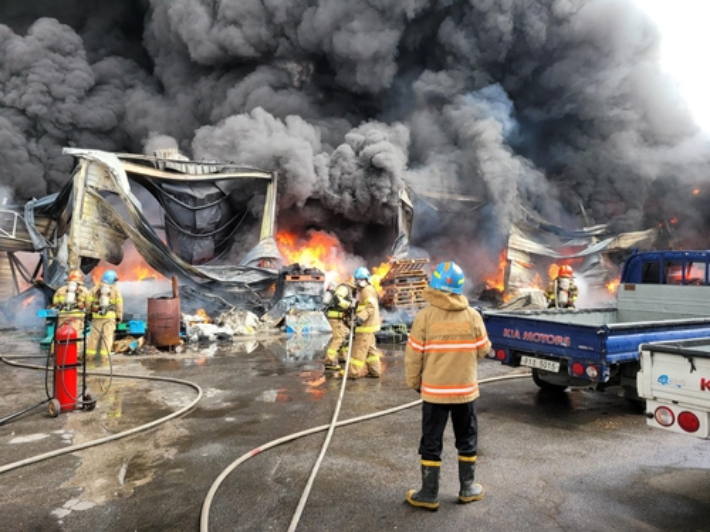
[
  {"xmin": 380, "ymin": 258, "xmax": 430, "ymax": 310},
  {"xmin": 382, "ymin": 277, "xmax": 427, "ymax": 287}
]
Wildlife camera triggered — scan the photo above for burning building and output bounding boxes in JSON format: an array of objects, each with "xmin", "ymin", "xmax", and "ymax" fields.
[
  {"xmin": 0, "ymin": 147, "xmax": 417, "ymax": 323},
  {"xmin": 2, "ymin": 1, "xmax": 710, "ymax": 315}
]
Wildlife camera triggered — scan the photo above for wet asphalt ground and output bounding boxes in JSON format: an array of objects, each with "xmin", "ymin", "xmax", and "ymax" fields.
[{"xmin": 1, "ymin": 330, "xmax": 709, "ymax": 532}]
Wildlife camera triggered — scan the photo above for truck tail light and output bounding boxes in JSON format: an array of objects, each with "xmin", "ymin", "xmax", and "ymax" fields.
[
  {"xmin": 495, "ymin": 349, "xmax": 506, "ymax": 361},
  {"xmin": 654, "ymin": 406, "xmax": 675, "ymax": 427},
  {"xmin": 571, "ymin": 363, "xmax": 584, "ymax": 376},
  {"xmin": 585, "ymin": 365, "xmax": 599, "ymax": 379},
  {"xmin": 677, "ymin": 411, "xmax": 700, "ymax": 433}
]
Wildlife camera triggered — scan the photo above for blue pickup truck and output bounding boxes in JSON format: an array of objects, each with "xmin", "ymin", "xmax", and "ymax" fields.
[{"xmin": 482, "ymin": 250, "xmax": 710, "ymax": 398}]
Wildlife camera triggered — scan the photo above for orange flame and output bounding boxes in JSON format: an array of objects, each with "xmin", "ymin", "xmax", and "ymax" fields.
[
  {"xmin": 91, "ymin": 245, "xmax": 163, "ymax": 285},
  {"xmin": 370, "ymin": 262, "xmax": 391, "ymax": 295},
  {"xmin": 483, "ymin": 251, "xmax": 508, "ymax": 292},
  {"xmin": 276, "ymin": 230, "xmax": 348, "ymax": 280},
  {"xmin": 275, "ymin": 230, "xmax": 389, "ymax": 292},
  {"xmin": 195, "ymin": 308, "xmax": 211, "ymax": 323},
  {"xmin": 606, "ymin": 279, "xmax": 620, "ymax": 294}
]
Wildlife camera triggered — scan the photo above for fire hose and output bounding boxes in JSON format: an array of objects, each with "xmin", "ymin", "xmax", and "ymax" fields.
[
  {"xmin": 0, "ymin": 355, "xmax": 203, "ymax": 476},
  {"xmin": 200, "ymin": 362, "xmax": 530, "ymax": 532}
]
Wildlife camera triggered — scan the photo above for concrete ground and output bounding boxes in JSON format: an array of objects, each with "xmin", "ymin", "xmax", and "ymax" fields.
[{"xmin": 1, "ymin": 329, "xmax": 709, "ymax": 532}]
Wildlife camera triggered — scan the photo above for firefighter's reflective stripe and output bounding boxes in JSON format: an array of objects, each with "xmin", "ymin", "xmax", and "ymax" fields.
[
  {"xmin": 86, "ymin": 349, "xmax": 97, "ymax": 355},
  {"xmin": 458, "ymin": 455, "xmax": 477, "ymax": 462},
  {"xmin": 337, "ymin": 299, "xmax": 350, "ymax": 310},
  {"xmin": 326, "ymin": 348, "xmax": 339, "ymax": 356},
  {"xmin": 421, "ymin": 381, "xmax": 479, "ymax": 397},
  {"xmin": 355, "ymin": 325, "xmax": 380, "ymax": 333},
  {"xmin": 366, "ymin": 353, "xmax": 380, "ymax": 363},
  {"xmin": 421, "ymin": 459, "xmax": 441, "ymax": 467},
  {"xmin": 327, "ymin": 310, "xmax": 345, "ymax": 319},
  {"xmin": 407, "ymin": 336, "xmax": 488, "ymax": 353},
  {"xmin": 350, "ymin": 358, "xmax": 365, "ymax": 368},
  {"xmin": 92, "ymin": 311, "xmax": 118, "ymax": 320}
]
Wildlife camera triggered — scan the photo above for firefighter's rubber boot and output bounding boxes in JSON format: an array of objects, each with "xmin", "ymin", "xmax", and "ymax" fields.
[
  {"xmin": 458, "ymin": 456, "xmax": 484, "ymax": 503},
  {"xmin": 406, "ymin": 461, "xmax": 440, "ymax": 511},
  {"xmin": 324, "ymin": 361, "xmax": 341, "ymax": 371}
]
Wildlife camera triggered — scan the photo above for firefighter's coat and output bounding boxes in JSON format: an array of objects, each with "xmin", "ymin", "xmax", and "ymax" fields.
[
  {"xmin": 86, "ymin": 284, "xmax": 123, "ymax": 356},
  {"xmin": 349, "ymin": 283, "xmax": 381, "ymax": 378},
  {"xmin": 405, "ymin": 287, "xmax": 491, "ymax": 404},
  {"xmin": 52, "ymin": 284, "xmax": 90, "ymax": 352},
  {"xmin": 325, "ymin": 283, "xmax": 356, "ymax": 365}
]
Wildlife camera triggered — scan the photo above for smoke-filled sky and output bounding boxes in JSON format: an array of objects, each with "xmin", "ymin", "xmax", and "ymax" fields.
[{"xmin": 2, "ymin": 0, "xmax": 710, "ymax": 277}]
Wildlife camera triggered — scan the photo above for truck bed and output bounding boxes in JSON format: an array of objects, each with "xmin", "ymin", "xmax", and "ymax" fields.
[{"xmin": 484, "ymin": 307, "xmax": 710, "ymax": 365}]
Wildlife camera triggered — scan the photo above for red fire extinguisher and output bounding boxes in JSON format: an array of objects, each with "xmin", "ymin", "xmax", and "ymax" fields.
[{"xmin": 53, "ymin": 322, "xmax": 78, "ymax": 413}]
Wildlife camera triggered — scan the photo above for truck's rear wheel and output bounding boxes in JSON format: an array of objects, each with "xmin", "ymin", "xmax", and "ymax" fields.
[{"xmin": 532, "ymin": 369, "xmax": 568, "ymax": 392}]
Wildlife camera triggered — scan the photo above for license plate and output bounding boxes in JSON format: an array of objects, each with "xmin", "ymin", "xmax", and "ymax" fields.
[{"xmin": 520, "ymin": 356, "xmax": 560, "ymax": 373}]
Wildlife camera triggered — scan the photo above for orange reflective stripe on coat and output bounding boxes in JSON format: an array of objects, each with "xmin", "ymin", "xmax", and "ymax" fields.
[
  {"xmin": 421, "ymin": 381, "xmax": 480, "ymax": 397},
  {"xmin": 407, "ymin": 336, "xmax": 488, "ymax": 353}
]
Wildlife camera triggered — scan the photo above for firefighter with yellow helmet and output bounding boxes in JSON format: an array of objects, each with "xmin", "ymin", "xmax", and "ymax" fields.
[
  {"xmin": 87, "ymin": 270, "xmax": 123, "ymax": 357},
  {"xmin": 545, "ymin": 265, "xmax": 578, "ymax": 309},
  {"xmin": 323, "ymin": 280, "xmax": 356, "ymax": 370},
  {"xmin": 51, "ymin": 269, "xmax": 90, "ymax": 350}
]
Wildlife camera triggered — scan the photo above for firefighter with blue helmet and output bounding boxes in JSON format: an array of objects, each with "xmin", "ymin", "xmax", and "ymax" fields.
[
  {"xmin": 87, "ymin": 270, "xmax": 123, "ymax": 357},
  {"xmin": 344, "ymin": 266, "xmax": 381, "ymax": 379},
  {"xmin": 405, "ymin": 261, "xmax": 491, "ymax": 510}
]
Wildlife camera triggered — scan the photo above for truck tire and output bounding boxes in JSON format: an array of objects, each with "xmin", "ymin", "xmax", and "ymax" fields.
[{"xmin": 532, "ymin": 369, "xmax": 568, "ymax": 392}]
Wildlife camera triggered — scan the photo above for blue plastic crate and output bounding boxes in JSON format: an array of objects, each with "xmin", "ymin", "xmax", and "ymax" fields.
[{"xmin": 128, "ymin": 320, "xmax": 146, "ymax": 335}]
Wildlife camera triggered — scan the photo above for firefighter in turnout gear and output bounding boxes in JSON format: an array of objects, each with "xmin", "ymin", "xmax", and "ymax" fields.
[
  {"xmin": 87, "ymin": 270, "xmax": 123, "ymax": 357},
  {"xmin": 347, "ymin": 267, "xmax": 381, "ymax": 379},
  {"xmin": 52, "ymin": 269, "xmax": 90, "ymax": 352},
  {"xmin": 404, "ymin": 261, "xmax": 492, "ymax": 510},
  {"xmin": 545, "ymin": 264, "xmax": 578, "ymax": 309},
  {"xmin": 323, "ymin": 280, "xmax": 356, "ymax": 370}
]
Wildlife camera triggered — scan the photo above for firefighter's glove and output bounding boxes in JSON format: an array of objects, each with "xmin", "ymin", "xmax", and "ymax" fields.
[
  {"xmin": 355, "ymin": 316, "xmax": 364, "ymax": 326},
  {"xmin": 350, "ymin": 299, "xmax": 358, "ymax": 309}
]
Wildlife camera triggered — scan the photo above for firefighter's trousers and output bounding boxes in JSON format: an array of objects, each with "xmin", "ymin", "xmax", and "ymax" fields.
[
  {"xmin": 348, "ymin": 332, "xmax": 381, "ymax": 378},
  {"xmin": 87, "ymin": 318, "xmax": 116, "ymax": 357},
  {"xmin": 55, "ymin": 314, "xmax": 86, "ymax": 357},
  {"xmin": 419, "ymin": 400, "xmax": 478, "ymax": 462},
  {"xmin": 325, "ymin": 318, "xmax": 350, "ymax": 365}
]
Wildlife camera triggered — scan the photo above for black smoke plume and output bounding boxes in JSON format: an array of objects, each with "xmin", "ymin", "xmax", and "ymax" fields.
[{"xmin": 1, "ymin": 0, "xmax": 709, "ymax": 280}]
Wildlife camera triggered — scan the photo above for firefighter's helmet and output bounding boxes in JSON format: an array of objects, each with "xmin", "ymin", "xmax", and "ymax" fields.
[
  {"xmin": 354, "ymin": 267, "xmax": 371, "ymax": 281},
  {"xmin": 101, "ymin": 270, "xmax": 119, "ymax": 285},
  {"xmin": 68, "ymin": 269, "xmax": 84, "ymax": 284},
  {"xmin": 430, "ymin": 261, "xmax": 465, "ymax": 294},
  {"xmin": 559, "ymin": 265, "xmax": 574, "ymax": 278}
]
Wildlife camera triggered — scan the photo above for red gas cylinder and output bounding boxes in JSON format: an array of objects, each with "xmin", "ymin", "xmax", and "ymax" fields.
[{"xmin": 54, "ymin": 322, "xmax": 78, "ymax": 412}]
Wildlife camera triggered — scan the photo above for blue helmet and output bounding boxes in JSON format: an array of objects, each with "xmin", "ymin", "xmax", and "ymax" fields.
[
  {"xmin": 101, "ymin": 270, "xmax": 119, "ymax": 285},
  {"xmin": 430, "ymin": 261, "xmax": 465, "ymax": 294},
  {"xmin": 354, "ymin": 267, "xmax": 371, "ymax": 281}
]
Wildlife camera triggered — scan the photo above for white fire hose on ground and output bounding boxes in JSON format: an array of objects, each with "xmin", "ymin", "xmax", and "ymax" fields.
[
  {"xmin": 0, "ymin": 356, "xmax": 203, "ymax": 475},
  {"xmin": 200, "ymin": 371, "xmax": 531, "ymax": 532}
]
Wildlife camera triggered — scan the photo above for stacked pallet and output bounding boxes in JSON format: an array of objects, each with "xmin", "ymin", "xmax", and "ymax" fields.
[{"xmin": 380, "ymin": 258, "xmax": 430, "ymax": 310}]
